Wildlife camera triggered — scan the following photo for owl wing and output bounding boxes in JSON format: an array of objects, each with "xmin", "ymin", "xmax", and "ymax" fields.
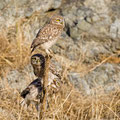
[
  {"xmin": 21, "ymin": 78, "xmax": 42, "ymax": 99},
  {"xmin": 31, "ymin": 24, "xmax": 61, "ymax": 52},
  {"xmin": 21, "ymin": 87, "xmax": 30, "ymax": 98},
  {"xmin": 49, "ymin": 63, "xmax": 61, "ymax": 79}
]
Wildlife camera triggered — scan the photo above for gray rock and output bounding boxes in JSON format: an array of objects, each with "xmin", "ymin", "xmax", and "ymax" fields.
[
  {"xmin": 51, "ymin": 0, "xmax": 62, "ymax": 9},
  {"xmin": 110, "ymin": 19, "xmax": 120, "ymax": 38},
  {"xmin": 62, "ymin": 2, "xmax": 111, "ymax": 39},
  {"xmin": 1, "ymin": 0, "xmax": 120, "ymax": 96},
  {"xmin": 68, "ymin": 63, "xmax": 120, "ymax": 95},
  {"xmin": 24, "ymin": 7, "xmax": 33, "ymax": 17},
  {"xmin": 52, "ymin": 32, "xmax": 81, "ymax": 60},
  {"xmin": 68, "ymin": 72, "xmax": 91, "ymax": 95},
  {"xmin": 0, "ymin": 0, "xmax": 62, "ymax": 29},
  {"xmin": 1, "ymin": 64, "xmax": 35, "ymax": 91},
  {"xmin": 91, "ymin": 15, "xmax": 100, "ymax": 22},
  {"xmin": 0, "ymin": 0, "xmax": 5, "ymax": 10},
  {"xmin": 77, "ymin": 20, "xmax": 91, "ymax": 31},
  {"xmin": 84, "ymin": 0, "xmax": 110, "ymax": 14}
]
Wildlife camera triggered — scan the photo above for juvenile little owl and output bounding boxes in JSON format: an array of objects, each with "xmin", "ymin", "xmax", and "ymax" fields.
[
  {"xmin": 21, "ymin": 78, "xmax": 43, "ymax": 109},
  {"xmin": 31, "ymin": 54, "xmax": 61, "ymax": 92},
  {"xmin": 20, "ymin": 54, "xmax": 62, "ymax": 109},
  {"xmin": 31, "ymin": 15, "xmax": 64, "ymax": 54}
]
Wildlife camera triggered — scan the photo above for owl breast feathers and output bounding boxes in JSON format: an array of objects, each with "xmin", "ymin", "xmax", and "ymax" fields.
[{"xmin": 31, "ymin": 15, "xmax": 64, "ymax": 53}]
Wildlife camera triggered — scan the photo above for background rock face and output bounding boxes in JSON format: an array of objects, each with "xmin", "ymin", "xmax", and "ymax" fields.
[
  {"xmin": 0, "ymin": 0, "xmax": 62, "ymax": 29},
  {"xmin": 0, "ymin": 0, "xmax": 120, "ymax": 95}
]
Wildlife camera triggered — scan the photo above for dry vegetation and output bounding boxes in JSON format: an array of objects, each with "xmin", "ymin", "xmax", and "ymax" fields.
[
  {"xmin": 0, "ymin": 20, "xmax": 120, "ymax": 120},
  {"xmin": 0, "ymin": 78, "xmax": 120, "ymax": 120}
]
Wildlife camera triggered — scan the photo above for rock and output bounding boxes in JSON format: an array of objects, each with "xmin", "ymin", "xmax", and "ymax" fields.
[
  {"xmin": 24, "ymin": 7, "xmax": 33, "ymax": 17},
  {"xmin": 0, "ymin": 0, "xmax": 62, "ymax": 29},
  {"xmin": 68, "ymin": 63, "xmax": 120, "ymax": 95},
  {"xmin": 110, "ymin": 19, "xmax": 120, "ymax": 38},
  {"xmin": 69, "ymin": 27, "xmax": 80, "ymax": 40},
  {"xmin": 84, "ymin": 0, "xmax": 110, "ymax": 14},
  {"xmin": 52, "ymin": 32, "xmax": 81, "ymax": 60},
  {"xmin": 1, "ymin": 0, "xmax": 120, "ymax": 96},
  {"xmin": 51, "ymin": 0, "xmax": 62, "ymax": 9},
  {"xmin": 1, "ymin": 64, "xmax": 35, "ymax": 91},
  {"xmin": 62, "ymin": 2, "xmax": 111, "ymax": 39},
  {"xmin": 0, "ymin": 0, "xmax": 5, "ymax": 10},
  {"xmin": 77, "ymin": 20, "xmax": 91, "ymax": 31},
  {"xmin": 68, "ymin": 72, "xmax": 91, "ymax": 95},
  {"xmin": 91, "ymin": 14, "xmax": 100, "ymax": 22}
]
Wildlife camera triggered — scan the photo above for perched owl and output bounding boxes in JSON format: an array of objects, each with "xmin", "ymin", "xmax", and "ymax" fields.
[
  {"xmin": 20, "ymin": 78, "xmax": 43, "ymax": 110},
  {"xmin": 31, "ymin": 54, "xmax": 62, "ymax": 92},
  {"xmin": 31, "ymin": 54, "xmax": 45, "ymax": 77},
  {"xmin": 31, "ymin": 15, "xmax": 64, "ymax": 54},
  {"xmin": 21, "ymin": 54, "xmax": 62, "ymax": 110}
]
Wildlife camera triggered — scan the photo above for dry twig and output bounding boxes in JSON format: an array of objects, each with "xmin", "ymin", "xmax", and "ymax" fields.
[{"xmin": 40, "ymin": 55, "xmax": 50, "ymax": 120}]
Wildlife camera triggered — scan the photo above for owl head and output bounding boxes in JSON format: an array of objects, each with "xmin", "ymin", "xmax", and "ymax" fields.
[
  {"xmin": 50, "ymin": 15, "xmax": 64, "ymax": 27},
  {"xmin": 31, "ymin": 54, "xmax": 45, "ymax": 68}
]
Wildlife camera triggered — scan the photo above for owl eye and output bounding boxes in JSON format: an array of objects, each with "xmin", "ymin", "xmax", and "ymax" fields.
[
  {"xmin": 56, "ymin": 19, "xmax": 60, "ymax": 22},
  {"xmin": 31, "ymin": 58, "xmax": 35, "ymax": 62},
  {"xmin": 32, "ymin": 57, "xmax": 36, "ymax": 60}
]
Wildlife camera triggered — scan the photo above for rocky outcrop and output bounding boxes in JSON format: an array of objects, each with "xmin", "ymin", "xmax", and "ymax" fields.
[
  {"xmin": 0, "ymin": 0, "xmax": 62, "ymax": 29},
  {"xmin": 1, "ymin": 0, "xmax": 120, "ymax": 95}
]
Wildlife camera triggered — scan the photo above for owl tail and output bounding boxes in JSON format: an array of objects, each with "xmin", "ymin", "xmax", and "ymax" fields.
[
  {"xmin": 31, "ymin": 39, "xmax": 39, "ymax": 53},
  {"xmin": 31, "ymin": 46, "xmax": 35, "ymax": 53},
  {"xmin": 31, "ymin": 45, "xmax": 39, "ymax": 53},
  {"xmin": 31, "ymin": 41, "xmax": 37, "ymax": 53},
  {"xmin": 31, "ymin": 42, "xmax": 40, "ymax": 53}
]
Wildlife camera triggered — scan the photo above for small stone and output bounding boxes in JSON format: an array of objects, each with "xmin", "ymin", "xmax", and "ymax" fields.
[
  {"xmin": 77, "ymin": 20, "xmax": 91, "ymax": 31},
  {"xmin": 52, "ymin": 0, "xmax": 62, "ymax": 9},
  {"xmin": 25, "ymin": 8, "xmax": 33, "ymax": 17},
  {"xmin": 0, "ymin": 0, "xmax": 5, "ymax": 10},
  {"xmin": 70, "ymin": 27, "xmax": 80, "ymax": 39},
  {"xmin": 68, "ymin": 72, "xmax": 91, "ymax": 95},
  {"xmin": 86, "ymin": 17, "xmax": 92, "ymax": 23},
  {"xmin": 92, "ymin": 15, "xmax": 100, "ymax": 22},
  {"xmin": 99, "ymin": 26, "xmax": 107, "ymax": 34},
  {"xmin": 110, "ymin": 19, "xmax": 120, "ymax": 38}
]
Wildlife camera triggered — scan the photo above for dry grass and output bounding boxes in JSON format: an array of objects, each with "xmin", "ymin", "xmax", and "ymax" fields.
[
  {"xmin": 0, "ymin": 18, "xmax": 120, "ymax": 120},
  {"xmin": 0, "ymin": 26, "xmax": 30, "ymax": 76},
  {"xmin": 0, "ymin": 78, "xmax": 120, "ymax": 120}
]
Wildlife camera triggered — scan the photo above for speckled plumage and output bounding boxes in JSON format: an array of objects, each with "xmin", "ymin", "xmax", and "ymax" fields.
[
  {"xmin": 20, "ymin": 78, "xmax": 43, "ymax": 110},
  {"xmin": 31, "ymin": 54, "xmax": 61, "ymax": 92},
  {"xmin": 21, "ymin": 54, "xmax": 62, "ymax": 108},
  {"xmin": 31, "ymin": 15, "xmax": 64, "ymax": 53}
]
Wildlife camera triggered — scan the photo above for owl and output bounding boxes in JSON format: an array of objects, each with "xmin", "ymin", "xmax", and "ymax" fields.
[
  {"xmin": 20, "ymin": 78, "xmax": 43, "ymax": 110},
  {"xmin": 31, "ymin": 54, "xmax": 45, "ymax": 77},
  {"xmin": 31, "ymin": 54, "xmax": 62, "ymax": 92},
  {"xmin": 31, "ymin": 15, "xmax": 64, "ymax": 54},
  {"xmin": 21, "ymin": 54, "xmax": 62, "ymax": 110}
]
